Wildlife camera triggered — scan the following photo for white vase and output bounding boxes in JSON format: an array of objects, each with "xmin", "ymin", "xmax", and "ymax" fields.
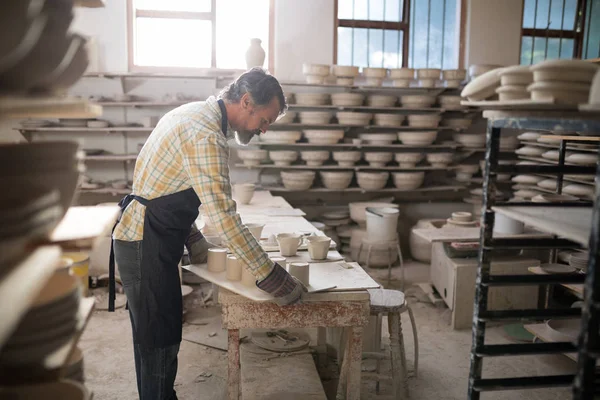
[{"xmin": 245, "ymin": 38, "xmax": 266, "ymax": 69}]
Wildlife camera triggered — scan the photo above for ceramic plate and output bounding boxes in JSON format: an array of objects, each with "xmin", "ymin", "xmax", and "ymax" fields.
[
  {"xmin": 541, "ymin": 263, "xmax": 577, "ymax": 274},
  {"xmin": 512, "ymin": 175, "xmax": 544, "ymax": 184},
  {"xmin": 566, "ymin": 153, "xmax": 597, "ymax": 166},
  {"xmin": 516, "ymin": 146, "xmax": 545, "ymax": 157}
]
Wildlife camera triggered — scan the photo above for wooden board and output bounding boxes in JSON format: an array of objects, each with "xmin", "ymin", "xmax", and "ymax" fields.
[
  {"xmin": 183, "ymin": 261, "xmax": 379, "ymax": 302},
  {"xmin": 528, "ymin": 266, "xmax": 584, "ymax": 297},
  {"xmin": 264, "ymin": 249, "xmax": 345, "ymax": 263},
  {"xmin": 523, "ymin": 323, "xmax": 577, "ymax": 362},
  {"xmin": 461, "ymin": 98, "xmax": 578, "ymax": 110},
  {"xmin": 539, "ymin": 135, "xmax": 600, "ymax": 142},
  {"xmin": 413, "ymin": 226, "xmax": 550, "ymax": 243},
  {"xmin": 50, "ymin": 206, "xmax": 120, "ymax": 248}
]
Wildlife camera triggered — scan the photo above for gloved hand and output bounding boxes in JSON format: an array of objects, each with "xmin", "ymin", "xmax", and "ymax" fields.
[
  {"xmin": 256, "ymin": 263, "xmax": 307, "ymax": 306},
  {"xmin": 185, "ymin": 225, "xmax": 221, "ymax": 264}
]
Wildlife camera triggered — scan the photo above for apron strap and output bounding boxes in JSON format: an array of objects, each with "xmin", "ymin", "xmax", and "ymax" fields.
[
  {"xmin": 217, "ymin": 99, "xmax": 228, "ymax": 136},
  {"xmin": 109, "ymin": 194, "xmax": 148, "ymax": 311}
]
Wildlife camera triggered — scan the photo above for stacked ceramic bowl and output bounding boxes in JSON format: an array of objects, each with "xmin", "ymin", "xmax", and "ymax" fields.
[
  {"xmin": 302, "ymin": 63, "xmax": 330, "ymax": 84},
  {"xmin": 438, "ymin": 95, "xmax": 462, "ymax": 109},
  {"xmin": 399, "ymin": 95, "xmax": 437, "ymax": 109},
  {"xmin": 496, "ymin": 65, "xmax": 532, "ymax": 101},
  {"xmin": 237, "ymin": 149, "xmax": 268, "ymax": 166},
  {"xmin": 333, "ymin": 151, "xmax": 361, "ymax": 167},
  {"xmin": 337, "ymin": 111, "xmax": 372, "ymax": 126},
  {"xmin": 569, "ymin": 251, "xmax": 589, "ymax": 271},
  {"xmin": 426, "ymin": 153, "xmax": 453, "ymax": 167},
  {"xmin": 397, "ymin": 131, "xmax": 437, "ymax": 145},
  {"xmin": 299, "ymin": 111, "xmax": 332, "ymax": 124},
  {"xmin": 528, "ymin": 59, "xmax": 599, "ymax": 105},
  {"xmin": 442, "ymin": 69, "xmax": 467, "ymax": 88},
  {"xmin": 281, "ymin": 171, "xmax": 316, "ymax": 190},
  {"xmin": 0, "ymin": 2, "xmax": 88, "ymax": 93},
  {"xmin": 260, "ymin": 130, "xmax": 301, "ymax": 144},
  {"xmin": 295, "ymin": 93, "xmax": 330, "ymax": 106},
  {"xmin": 392, "ymin": 172, "xmax": 425, "ymax": 189},
  {"xmin": 362, "ymin": 67, "xmax": 388, "ymax": 86},
  {"xmin": 320, "ymin": 171, "xmax": 354, "ymax": 189},
  {"xmin": 373, "ymin": 113, "xmax": 405, "ymax": 127},
  {"xmin": 300, "ymin": 150, "xmax": 330, "ymax": 166},
  {"xmin": 367, "ymin": 94, "xmax": 397, "ymax": 107},
  {"xmin": 357, "ymin": 172, "xmax": 389, "ymax": 190},
  {"xmin": 364, "ymin": 152, "xmax": 393, "ymax": 167},
  {"xmin": 332, "ymin": 65, "xmax": 360, "ymax": 86},
  {"xmin": 407, "ymin": 114, "xmax": 441, "ymax": 128},
  {"xmin": 331, "ymin": 92, "xmax": 364, "ymax": 106},
  {"xmin": 389, "ymin": 68, "xmax": 415, "ymax": 87},
  {"xmin": 416, "ymin": 68, "xmax": 441, "ymax": 88},
  {"xmin": 269, "ymin": 150, "xmax": 298, "ymax": 166},
  {"xmin": 359, "ymin": 133, "xmax": 397, "ymax": 145},
  {"xmin": 0, "ymin": 273, "xmax": 81, "ymax": 367},
  {"xmin": 394, "ymin": 152, "xmax": 424, "ymax": 167},
  {"xmin": 303, "ymin": 129, "xmax": 344, "ymax": 144},
  {"xmin": 443, "ymin": 117, "xmax": 472, "ymax": 130}
]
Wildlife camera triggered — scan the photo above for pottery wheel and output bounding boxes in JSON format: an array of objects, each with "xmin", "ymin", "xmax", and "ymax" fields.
[{"xmin": 250, "ymin": 329, "xmax": 310, "ymax": 352}]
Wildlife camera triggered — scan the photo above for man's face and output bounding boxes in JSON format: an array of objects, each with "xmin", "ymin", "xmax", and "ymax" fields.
[{"xmin": 235, "ymin": 96, "xmax": 281, "ymax": 146}]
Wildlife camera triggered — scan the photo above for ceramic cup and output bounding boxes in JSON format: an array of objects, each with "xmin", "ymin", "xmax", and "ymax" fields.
[
  {"xmin": 269, "ymin": 256, "xmax": 287, "ymax": 268},
  {"xmin": 234, "ymin": 183, "xmax": 255, "ymax": 205},
  {"xmin": 241, "ymin": 266, "xmax": 256, "ymax": 287},
  {"xmin": 207, "ymin": 248, "xmax": 227, "ymax": 272},
  {"xmin": 276, "ymin": 233, "xmax": 302, "ymax": 257},
  {"xmin": 245, "ymin": 223, "xmax": 265, "ymax": 240},
  {"xmin": 288, "ymin": 262, "xmax": 310, "ymax": 286},
  {"xmin": 226, "ymin": 255, "xmax": 242, "ymax": 281},
  {"xmin": 306, "ymin": 236, "xmax": 331, "ymax": 260}
]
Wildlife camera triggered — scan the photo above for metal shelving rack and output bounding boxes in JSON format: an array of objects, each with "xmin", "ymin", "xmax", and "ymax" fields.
[{"xmin": 467, "ymin": 109, "xmax": 600, "ymax": 400}]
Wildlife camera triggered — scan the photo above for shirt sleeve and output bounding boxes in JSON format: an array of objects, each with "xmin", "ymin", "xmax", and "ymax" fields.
[{"xmin": 180, "ymin": 127, "xmax": 274, "ymax": 281}]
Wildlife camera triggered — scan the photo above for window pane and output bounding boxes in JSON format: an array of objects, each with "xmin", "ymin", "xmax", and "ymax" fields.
[
  {"xmin": 368, "ymin": 29, "xmax": 384, "ymax": 66},
  {"xmin": 337, "ymin": 27, "xmax": 354, "ymax": 65},
  {"xmin": 135, "ymin": 18, "xmax": 212, "ymax": 68},
  {"xmin": 546, "ymin": 38, "xmax": 561, "ymax": 59},
  {"xmin": 521, "ymin": 36, "xmax": 534, "ymax": 64},
  {"xmin": 354, "ymin": 0, "xmax": 369, "ymax": 19},
  {"xmin": 442, "ymin": 0, "xmax": 458, "ymax": 69},
  {"xmin": 383, "ymin": 29, "xmax": 402, "ymax": 68},
  {"xmin": 385, "ymin": 0, "xmax": 403, "ymax": 22},
  {"xmin": 216, "ymin": 0, "xmax": 269, "ymax": 69},
  {"xmin": 522, "ymin": 0, "xmax": 536, "ymax": 28},
  {"xmin": 134, "ymin": 0, "xmax": 210, "ymax": 12},
  {"xmin": 560, "ymin": 38, "xmax": 575, "ymax": 58},
  {"xmin": 562, "ymin": 0, "xmax": 577, "ymax": 30},
  {"xmin": 410, "ymin": 0, "xmax": 429, "ymax": 68},
  {"xmin": 534, "ymin": 0, "xmax": 551, "ymax": 29},
  {"xmin": 338, "ymin": 0, "xmax": 354, "ymax": 19},
  {"xmin": 369, "ymin": 0, "xmax": 385, "ymax": 20},
  {"xmin": 532, "ymin": 36, "xmax": 549, "ymax": 63},
  {"xmin": 583, "ymin": 0, "xmax": 600, "ymax": 59},
  {"xmin": 353, "ymin": 28, "xmax": 369, "ymax": 66}
]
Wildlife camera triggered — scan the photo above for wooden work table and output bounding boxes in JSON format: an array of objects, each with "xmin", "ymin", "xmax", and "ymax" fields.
[{"xmin": 192, "ymin": 190, "xmax": 376, "ymax": 400}]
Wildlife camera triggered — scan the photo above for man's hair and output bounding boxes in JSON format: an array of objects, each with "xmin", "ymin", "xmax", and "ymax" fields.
[{"xmin": 219, "ymin": 67, "xmax": 287, "ymax": 114}]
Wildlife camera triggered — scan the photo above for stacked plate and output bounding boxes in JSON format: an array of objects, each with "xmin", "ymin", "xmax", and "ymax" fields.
[
  {"xmin": 0, "ymin": 273, "xmax": 81, "ymax": 367},
  {"xmin": 528, "ymin": 60, "xmax": 599, "ymax": 105},
  {"xmin": 321, "ymin": 210, "xmax": 351, "ymax": 227},
  {"xmin": 569, "ymin": 251, "xmax": 589, "ymax": 271}
]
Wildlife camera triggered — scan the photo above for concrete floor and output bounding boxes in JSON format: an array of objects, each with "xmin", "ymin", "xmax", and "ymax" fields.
[{"xmin": 81, "ymin": 261, "xmax": 576, "ymax": 400}]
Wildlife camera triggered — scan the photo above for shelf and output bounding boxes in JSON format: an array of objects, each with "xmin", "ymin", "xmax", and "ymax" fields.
[
  {"xmin": 17, "ymin": 127, "xmax": 153, "ymax": 133},
  {"xmin": 523, "ymin": 323, "xmax": 578, "ymax": 362},
  {"xmin": 539, "ymin": 135, "xmax": 600, "ymax": 142},
  {"xmin": 84, "ymin": 154, "xmax": 138, "ymax": 162},
  {"xmin": 236, "ymin": 163, "xmax": 458, "ymax": 171},
  {"xmin": 78, "ymin": 188, "xmax": 130, "ymax": 195},
  {"xmin": 281, "ymin": 81, "xmax": 450, "ymax": 93},
  {"xmin": 528, "ymin": 266, "xmax": 583, "ymax": 297},
  {"xmin": 0, "ymin": 96, "xmax": 102, "ymax": 119},
  {"xmin": 74, "ymin": 0, "xmax": 105, "ymax": 7},
  {"xmin": 287, "ymin": 104, "xmax": 445, "ymax": 113},
  {"xmin": 270, "ymin": 123, "xmax": 463, "ymax": 131},
  {"xmin": 263, "ymin": 184, "xmax": 465, "ymax": 193},
  {"xmin": 256, "ymin": 142, "xmax": 459, "ymax": 150},
  {"xmin": 83, "ymin": 71, "xmax": 243, "ymax": 80},
  {"xmin": 464, "ymin": 99, "xmax": 579, "ymax": 111},
  {"xmin": 96, "ymin": 101, "xmax": 190, "ymax": 107},
  {"xmin": 0, "ymin": 246, "xmax": 62, "ymax": 349},
  {"xmin": 519, "ymin": 140, "xmax": 599, "ymax": 153},
  {"xmin": 492, "ymin": 206, "xmax": 593, "ymax": 247},
  {"xmin": 49, "ymin": 205, "xmax": 120, "ymax": 249}
]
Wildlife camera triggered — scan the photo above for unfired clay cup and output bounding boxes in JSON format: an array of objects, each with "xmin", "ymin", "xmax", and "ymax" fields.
[
  {"xmin": 234, "ymin": 183, "xmax": 255, "ymax": 205},
  {"xmin": 226, "ymin": 255, "xmax": 242, "ymax": 281},
  {"xmin": 241, "ymin": 267, "xmax": 256, "ymax": 287},
  {"xmin": 276, "ymin": 233, "xmax": 302, "ymax": 257},
  {"xmin": 269, "ymin": 256, "xmax": 287, "ymax": 268},
  {"xmin": 288, "ymin": 262, "xmax": 310, "ymax": 286},
  {"xmin": 306, "ymin": 236, "xmax": 331, "ymax": 260},
  {"xmin": 245, "ymin": 223, "xmax": 265, "ymax": 240},
  {"xmin": 207, "ymin": 248, "xmax": 227, "ymax": 272}
]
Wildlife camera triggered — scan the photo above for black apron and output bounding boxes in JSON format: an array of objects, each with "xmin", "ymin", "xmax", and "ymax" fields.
[{"xmin": 108, "ymin": 99, "xmax": 229, "ymax": 348}]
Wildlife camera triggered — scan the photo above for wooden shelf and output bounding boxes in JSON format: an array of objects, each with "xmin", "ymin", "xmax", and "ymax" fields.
[
  {"xmin": 256, "ymin": 142, "xmax": 459, "ymax": 150},
  {"xmin": 236, "ymin": 163, "xmax": 458, "ymax": 171},
  {"xmin": 96, "ymin": 101, "xmax": 190, "ymax": 107},
  {"xmin": 263, "ymin": 184, "xmax": 465, "ymax": 193},
  {"xmin": 0, "ymin": 96, "xmax": 102, "ymax": 119},
  {"xmin": 17, "ymin": 127, "xmax": 153, "ymax": 133},
  {"xmin": 0, "ymin": 246, "xmax": 62, "ymax": 349},
  {"xmin": 539, "ymin": 135, "xmax": 600, "ymax": 142},
  {"xmin": 528, "ymin": 266, "xmax": 583, "ymax": 297},
  {"xmin": 74, "ymin": 0, "xmax": 105, "ymax": 7},
  {"xmin": 492, "ymin": 206, "xmax": 593, "ymax": 247},
  {"xmin": 83, "ymin": 71, "xmax": 243, "ymax": 80},
  {"xmin": 49, "ymin": 205, "xmax": 120, "ymax": 249},
  {"xmin": 270, "ymin": 123, "xmax": 464, "ymax": 131},
  {"xmin": 464, "ymin": 99, "xmax": 579, "ymax": 111},
  {"xmin": 287, "ymin": 104, "xmax": 445, "ymax": 112},
  {"xmin": 84, "ymin": 154, "xmax": 138, "ymax": 162},
  {"xmin": 523, "ymin": 323, "xmax": 578, "ymax": 362},
  {"xmin": 519, "ymin": 140, "xmax": 599, "ymax": 153}
]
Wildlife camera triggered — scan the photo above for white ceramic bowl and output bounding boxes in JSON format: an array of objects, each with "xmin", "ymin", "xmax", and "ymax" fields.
[
  {"xmin": 274, "ymin": 112, "xmax": 297, "ymax": 124},
  {"xmin": 299, "ymin": 111, "xmax": 333, "ymax": 124},
  {"xmin": 389, "ymin": 68, "xmax": 415, "ymax": 79},
  {"xmin": 332, "ymin": 151, "xmax": 361, "ymax": 167},
  {"xmin": 336, "ymin": 77, "xmax": 355, "ymax": 86},
  {"xmin": 295, "ymin": 93, "xmax": 330, "ymax": 106},
  {"xmin": 438, "ymin": 95, "xmax": 462, "ymax": 109},
  {"xmin": 426, "ymin": 152, "xmax": 453, "ymax": 167},
  {"xmin": 367, "ymin": 94, "xmax": 397, "ymax": 107},
  {"xmin": 442, "ymin": 69, "xmax": 467, "ymax": 80},
  {"xmin": 320, "ymin": 171, "xmax": 354, "ymax": 189},
  {"xmin": 336, "ymin": 111, "xmax": 372, "ymax": 125},
  {"xmin": 237, "ymin": 149, "xmax": 268, "ymax": 166},
  {"xmin": 530, "ymin": 59, "xmax": 599, "ymax": 83},
  {"xmin": 398, "ymin": 131, "xmax": 438, "ymax": 145},
  {"xmin": 496, "ymin": 85, "xmax": 529, "ymax": 101},
  {"xmin": 305, "ymin": 74, "xmax": 325, "ymax": 84},
  {"xmin": 303, "ymin": 129, "xmax": 344, "ymax": 144},
  {"xmin": 527, "ymin": 81, "xmax": 589, "ymax": 105},
  {"xmin": 359, "ymin": 133, "xmax": 397, "ymax": 145},
  {"xmin": 392, "ymin": 79, "xmax": 412, "ymax": 87},
  {"xmin": 461, "ymin": 68, "xmax": 503, "ymax": 101},
  {"xmin": 269, "ymin": 150, "xmax": 298, "ymax": 166},
  {"xmin": 364, "ymin": 77, "xmax": 384, "ymax": 86},
  {"xmin": 499, "ymin": 65, "xmax": 533, "ymax": 86},
  {"xmin": 453, "ymin": 133, "xmax": 486, "ymax": 148},
  {"xmin": 300, "ymin": 150, "xmax": 330, "ymax": 166},
  {"xmin": 407, "ymin": 114, "xmax": 442, "ymax": 128},
  {"xmin": 443, "ymin": 118, "xmax": 472, "ymax": 129},
  {"xmin": 281, "ymin": 171, "xmax": 316, "ymax": 190},
  {"xmin": 302, "ymin": 63, "xmax": 330, "ymax": 76},
  {"xmin": 332, "ymin": 65, "xmax": 360, "ymax": 77},
  {"xmin": 331, "ymin": 92, "xmax": 365, "ymax": 106},
  {"xmin": 394, "ymin": 152, "xmax": 424, "ymax": 167},
  {"xmin": 373, "ymin": 113, "xmax": 405, "ymax": 127},
  {"xmin": 392, "ymin": 171, "xmax": 425, "ymax": 189},
  {"xmin": 356, "ymin": 172, "xmax": 389, "ymax": 190},
  {"xmin": 364, "ymin": 152, "xmax": 393, "ymax": 167},
  {"xmin": 416, "ymin": 68, "xmax": 441, "ymax": 79},
  {"xmin": 362, "ymin": 67, "xmax": 387, "ymax": 78},
  {"xmin": 260, "ymin": 130, "xmax": 302, "ymax": 144},
  {"xmin": 399, "ymin": 95, "xmax": 437, "ymax": 108},
  {"xmin": 418, "ymin": 79, "xmax": 436, "ymax": 88}
]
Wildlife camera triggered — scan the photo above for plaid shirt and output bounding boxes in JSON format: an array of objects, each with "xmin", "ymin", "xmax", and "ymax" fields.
[{"xmin": 113, "ymin": 96, "xmax": 274, "ymax": 280}]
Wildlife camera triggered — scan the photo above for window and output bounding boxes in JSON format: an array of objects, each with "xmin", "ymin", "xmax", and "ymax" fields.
[
  {"xmin": 335, "ymin": 0, "xmax": 461, "ymax": 69},
  {"xmin": 128, "ymin": 0, "xmax": 271, "ymax": 71},
  {"xmin": 520, "ymin": 0, "xmax": 600, "ymax": 65}
]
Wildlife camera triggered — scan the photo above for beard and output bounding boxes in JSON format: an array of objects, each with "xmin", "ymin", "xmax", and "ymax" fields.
[{"xmin": 235, "ymin": 129, "xmax": 260, "ymax": 146}]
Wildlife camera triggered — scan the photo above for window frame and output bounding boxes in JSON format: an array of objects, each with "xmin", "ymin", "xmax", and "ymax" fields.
[
  {"xmin": 127, "ymin": 0, "xmax": 275, "ymax": 73},
  {"xmin": 519, "ymin": 0, "xmax": 590, "ymax": 64},
  {"xmin": 333, "ymin": 0, "xmax": 466, "ymax": 69}
]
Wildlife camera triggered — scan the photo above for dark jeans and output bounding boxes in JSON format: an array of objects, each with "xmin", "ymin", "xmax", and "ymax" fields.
[{"xmin": 114, "ymin": 239, "xmax": 179, "ymax": 400}]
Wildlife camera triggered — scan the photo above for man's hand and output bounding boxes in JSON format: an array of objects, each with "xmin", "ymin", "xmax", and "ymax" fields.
[
  {"xmin": 256, "ymin": 263, "xmax": 307, "ymax": 306},
  {"xmin": 185, "ymin": 227, "xmax": 221, "ymax": 264}
]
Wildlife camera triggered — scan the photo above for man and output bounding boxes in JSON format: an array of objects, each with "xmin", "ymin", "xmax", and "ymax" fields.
[{"xmin": 111, "ymin": 68, "xmax": 305, "ymax": 400}]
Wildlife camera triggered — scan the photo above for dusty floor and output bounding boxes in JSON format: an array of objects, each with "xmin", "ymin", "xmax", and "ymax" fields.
[{"xmin": 81, "ymin": 261, "xmax": 576, "ymax": 400}]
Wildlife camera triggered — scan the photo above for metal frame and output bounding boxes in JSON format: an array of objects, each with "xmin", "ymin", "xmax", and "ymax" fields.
[{"xmin": 467, "ymin": 112, "xmax": 600, "ymax": 399}]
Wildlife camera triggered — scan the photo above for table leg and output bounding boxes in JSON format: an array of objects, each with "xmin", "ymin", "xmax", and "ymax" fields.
[
  {"xmin": 345, "ymin": 326, "xmax": 364, "ymax": 400},
  {"xmin": 336, "ymin": 329, "xmax": 349, "ymax": 400},
  {"xmin": 317, "ymin": 327, "xmax": 328, "ymax": 368},
  {"xmin": 228, "ymin": 329, "xmax": 240, "ymax": 400}
]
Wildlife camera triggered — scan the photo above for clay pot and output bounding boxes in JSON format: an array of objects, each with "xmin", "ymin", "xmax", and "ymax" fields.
[
  {"xmin": 306, "ymin": 236, "xmax": 331, "ymax": 260},
  {"xmin": 245, "ymin": 223, "xmax": 264, "ymax": 240}
]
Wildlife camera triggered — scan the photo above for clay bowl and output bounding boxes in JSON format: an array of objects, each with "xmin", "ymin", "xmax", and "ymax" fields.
[
  {"xmin": 302, "ymin": 63, "xmax": 330, "ymax": 76},
  {"xmin": 426, "ymin": 153, "xmax": 453, "ymax": 167},
  {"xmin": 397, "ymin": 131, "xmax": 438, "ymax": 145},
  {"xmin": 336, "ymin": 111, "xmax": 372, "ymax": 126},
  {"xmin": 268, "ymin": 150, "xmax": 298, "ymax": 166},
  {"xmin": 303, "ymin": 129, "xmax": 344, "ymax": 144},
  {"xmin": 356, "ymin": 172, "xmax": 389, "ymax": 190},
  {"xmin": 373, "ymin": 113, "xmax": 405, "ymax": 127},
  {"xmin": 407, "ymin": 114, "xmax": 442, "ymax": 128},
  {"xmin": 438, "ymin": 95, "xmax": 462, "ymax": 109},
  {"xmin": 364, "ymin": 152, "xmax": 393, "ymax": 167},
  {"xmin": 367, "ymin": 94, "xmax": 397, "ymax": 107},
  {"xmin": 280, "ymin": 171, "xmax": 316, "ymax": 190},
  {"xmin": 442, "ymin": 69, "xmax": 467, "ymax": 80},
  {"xmin": 237, "ymin": 149, "xmax": 268, "ymax": 166},
  {"xmin": 295, "ymin": 93, "xmax": 330, "ymax": 106},
  {"xmin": 394, "ymin": 152, "xmax": 424, "ymax": 167},
  {"xmin": 300, "ymin": 150, "xmax": 330, "ymax": 166},
  {"xmin": 399, "ymin": 95, "xmax": 437, "ymax": 108},
  {"xmin": 362, "ymin": 67, "xmax": 387, "ymax": 78},
  {"xmin": 332, "ymin": 65, "xmax": 360, "ymax": 77},
  {"xmin": 332, "ymin": 151, "xmax": 361, "ymax": 167},
  {"xmin": 453, "ymin": 133, "xmax": 486, "ymax": 148},
  {"xmin": 299, "ymin": 111, "xmax": 332, "ymax": 124},
  {"xmin": 359, "ymin": 133, "xmax": 397, "ymax": 145},
  {"xmin": 319, "ymin": 171, "xmax": 354, "ymax": 189},
  {"xmin": 389, "ymin": 68, "xmax": 414, "ymax": 79},
  {"xmin": 274, "ymin": 112, "xmax": 297, "ymax": 124},
  {"xmin": 260, "ymin": 131, "xmax": 301, "ymax": 144},
  {"xmin": 392, "ymin": 172, "xmax": 425, "ymax": 189},
  {"xmin": 417, "ymin": 68, "xmax": 441, "ymax": 79},
  {"xmin": 331, "ymin": 92, "xmax": 364, "ymax": 106}
]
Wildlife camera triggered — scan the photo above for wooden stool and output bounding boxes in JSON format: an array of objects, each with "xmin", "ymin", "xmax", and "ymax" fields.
[
  {"xmin": 357, "ymin": 238, "xmax": 404, "ymax": 289},
  {"xmin": 363, "ymin": 289, "xmax": 418, "ymax": 398}
]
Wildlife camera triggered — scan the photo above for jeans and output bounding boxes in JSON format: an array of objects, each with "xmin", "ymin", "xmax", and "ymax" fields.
[{"xmin": 114, "ymin": 239, "xmax": 180, "ymax": 400}]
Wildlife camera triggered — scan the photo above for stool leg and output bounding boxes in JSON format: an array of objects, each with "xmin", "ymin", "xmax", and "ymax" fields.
[
  {"xmin": 396, "ymin": 244, "xmax": 404, "ymax": 291},
  {"xmin": 407, "ymin": 306, "xmax": 419, "ymax": 378},
  {"xmin": 388, "ymin": 313, "xmax": 409, "ymax": 399},
  {"xmin": 387, "ymin": 244, "xmax": 393, "ymax": 288}
]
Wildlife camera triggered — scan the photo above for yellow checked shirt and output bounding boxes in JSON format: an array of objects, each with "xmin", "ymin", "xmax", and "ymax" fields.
[{"xmin": 113, "ymin": 96, "xmax": 275, "ymax": 280}]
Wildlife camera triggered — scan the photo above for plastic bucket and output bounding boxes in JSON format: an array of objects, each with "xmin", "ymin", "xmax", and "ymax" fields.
[
  {"xmin": 62, "ymin": 251, "xmax": 90, "ymax": 296},
  {"xmin": 366, "ymin": 207, "xmax": 400, "ymax": 242}
]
